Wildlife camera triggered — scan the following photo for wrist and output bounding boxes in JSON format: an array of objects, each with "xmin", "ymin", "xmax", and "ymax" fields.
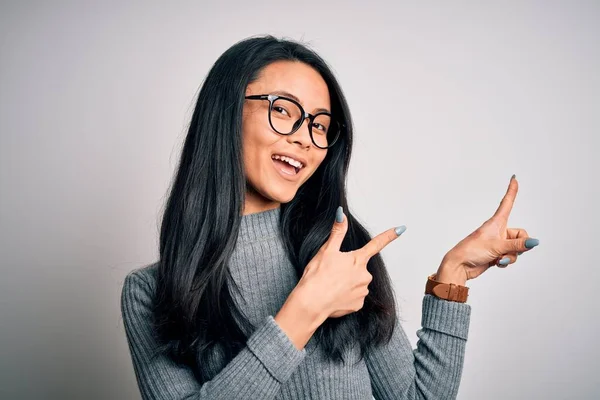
[
  {"xmin": 290, "ymin": 286, "xmax": 328, "ymax": 326},
  {"xmin": 274, "ymin": 287, "xmax": 326, "ymax": 350},
  {"xmin": 436, "ymin": 254, "xmax": 468, "ymax": 286}
]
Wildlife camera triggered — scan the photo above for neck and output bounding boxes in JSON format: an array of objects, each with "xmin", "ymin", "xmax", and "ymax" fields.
[
  {"xmin": 238, "ymin": 201, "xmax": 281, "ymax": 243},
  {"xmin": 243, "ymin": 185, "xmax": 280, "ymax": 216}
]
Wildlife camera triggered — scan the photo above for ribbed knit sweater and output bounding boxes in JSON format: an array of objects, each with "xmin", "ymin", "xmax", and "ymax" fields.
[{"xmin": 121, "ymin": 206, "xmax": 472, "ymax": 399}]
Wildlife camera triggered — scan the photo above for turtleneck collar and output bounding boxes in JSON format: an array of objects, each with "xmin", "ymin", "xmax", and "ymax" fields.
[{"xmin": 238, "ymin": 206, "xmax": 281, "ymax": 243}]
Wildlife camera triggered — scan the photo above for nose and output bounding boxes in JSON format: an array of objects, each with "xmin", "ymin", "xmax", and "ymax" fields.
[{"xmin": 286, "ymin": 116, "xmax": 312, "ymax": 149}]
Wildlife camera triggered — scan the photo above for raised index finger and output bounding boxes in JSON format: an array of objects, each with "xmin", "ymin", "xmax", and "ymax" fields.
[
  {"xmin": 357, "ymin": 226, "xmax": 405, "ymax": 260},
  {"xmin": 492, "ymin": 175, "xmax": 519, "ymax": 221}
]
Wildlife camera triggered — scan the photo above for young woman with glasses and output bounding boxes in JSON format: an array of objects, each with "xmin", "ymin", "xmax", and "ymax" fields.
[{"xmin": 121, "ymin": 35, "xmax": 540, "ymax": 399}]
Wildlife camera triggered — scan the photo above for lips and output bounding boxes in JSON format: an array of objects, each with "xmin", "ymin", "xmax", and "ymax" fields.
[
  {"xmin": 271, "ymin": 153, "xmax": 307, "ymax": 169},
  {"xmin": 271, "ymin": 158, "xmax": 307, "ymax": 181},
  {"xmin": 272, "ymin": 158, "xmax": 299, "ymax": 175},
  {"xmin": 272, "ymin": 155, "xmax": 303, "ymax": 173},
  {"xmin": 270, "ymin": 151, "xmax": 309, "ymax": 182}
]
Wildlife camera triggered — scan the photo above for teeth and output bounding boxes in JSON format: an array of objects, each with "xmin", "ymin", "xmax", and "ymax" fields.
[{"xmin": 271, "ymin": 154, "xmax": 304, "ymax": 169}]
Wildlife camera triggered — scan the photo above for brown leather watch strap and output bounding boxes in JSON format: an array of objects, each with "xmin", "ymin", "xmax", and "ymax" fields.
[{"xmin": 425, "ymin": 274, "xmax": 469, "ymax": 303}]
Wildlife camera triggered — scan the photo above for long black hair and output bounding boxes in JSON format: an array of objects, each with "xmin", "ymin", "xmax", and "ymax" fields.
[{"xmin": 154, "ymin": 35, "xmax": 399, "ymax": 384}]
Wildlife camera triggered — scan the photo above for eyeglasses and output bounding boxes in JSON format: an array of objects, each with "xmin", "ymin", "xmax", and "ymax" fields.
[{"xmin": 244, "ymin": 94, "xmax": 342, "ymax": 149}]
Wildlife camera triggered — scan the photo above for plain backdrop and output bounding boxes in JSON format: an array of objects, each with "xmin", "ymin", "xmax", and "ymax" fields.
[{"xmin": 1, "ymin": 1, "xmax": 598, "ymax": 399}]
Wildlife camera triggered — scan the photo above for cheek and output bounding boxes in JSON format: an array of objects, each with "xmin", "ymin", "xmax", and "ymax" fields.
[
  {"xmin": 241, "ymin": 121, "xmax": 274, "ymax": 180},
  {"xmin": 310, "ymin": 153, "xmax": 328, "ymax": 175},
  {"xmin": 296, "ymin": 154, "xmax": 326, "ymax": 186}
]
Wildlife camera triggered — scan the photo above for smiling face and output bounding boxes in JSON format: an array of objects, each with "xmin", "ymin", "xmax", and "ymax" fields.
[{"xmin": 242, "ymin": 60, "xmax": 331, "ymax": 215}]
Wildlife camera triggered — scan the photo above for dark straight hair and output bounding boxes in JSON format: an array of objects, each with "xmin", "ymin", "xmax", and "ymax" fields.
[{"xmin": 154, "ymin": 34, "xmax": 399, "ymax": 384}]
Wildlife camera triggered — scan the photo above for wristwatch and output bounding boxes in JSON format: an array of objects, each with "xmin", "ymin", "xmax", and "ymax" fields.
[{"xmin": 425, "ymin": 274, "xmax": 469, "ymax": 303}]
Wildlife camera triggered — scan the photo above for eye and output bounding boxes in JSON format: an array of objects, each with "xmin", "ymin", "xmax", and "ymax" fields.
[
  {"xmin": 272, "ymin": 105, "xmax": 290, "ymax": 117},
  {"xmin": 312, "ymin": 122, "xmax": 327, "ymax": 133}
]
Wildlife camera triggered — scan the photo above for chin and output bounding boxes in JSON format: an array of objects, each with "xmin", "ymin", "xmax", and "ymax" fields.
[{"xmin": 268, "ymin": 188, "xmax": 297, "ymax": 204}]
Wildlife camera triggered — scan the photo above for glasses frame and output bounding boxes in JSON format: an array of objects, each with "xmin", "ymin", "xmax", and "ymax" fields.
[{"xmin": 244, "ymin": 94, "xmax": 341, "ymax": 149}]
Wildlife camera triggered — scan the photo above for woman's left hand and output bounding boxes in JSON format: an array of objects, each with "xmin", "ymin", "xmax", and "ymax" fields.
[{"xmin": 435, "ymin": 175, "xmax": 540, "ymax": 286}]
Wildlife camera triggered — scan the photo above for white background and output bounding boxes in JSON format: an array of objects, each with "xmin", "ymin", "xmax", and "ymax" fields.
[{"xmin": 1, "ymin": 1, "xmax": 598, "ymax": 399}]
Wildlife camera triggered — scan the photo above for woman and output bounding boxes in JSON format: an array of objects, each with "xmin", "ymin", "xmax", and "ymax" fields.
[{"xmin": 121, "ymin": 35, "xmax": 539, "ymax": 399}]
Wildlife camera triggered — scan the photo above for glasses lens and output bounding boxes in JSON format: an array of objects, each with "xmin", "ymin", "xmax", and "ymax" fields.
[
  {"xmin": 270, "ymin": 98, "xmax": 302, "ymax": 134},
  {"xmin": 270, "ymin": 97, "xmax": 340, "ymax": 148},
  {"xmin": 312, "ymin": 113, "xmax": 334, "ymax": 148}
]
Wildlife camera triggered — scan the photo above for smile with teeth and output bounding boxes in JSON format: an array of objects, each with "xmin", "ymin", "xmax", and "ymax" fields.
[{"xmin": 271, "ymin": 154, "xmax": 304, "ymax": 175}]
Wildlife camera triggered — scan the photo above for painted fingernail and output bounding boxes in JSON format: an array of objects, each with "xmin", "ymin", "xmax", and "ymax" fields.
[
  {"xmin": 498, "ymin": 257, "xmax": 511, "ymax": 266},
  {"xmin": 511, "ymin": 174, "xmax": 516, "ymax": 180},
  {"xmin": 395, "ymin": 225, "xmax": 407, "ymax": 236},
  {"xmin": 336, "ymin": 206, "xmax": 344, "ymax": 223},
  {"xmin": 525, "ymin": 238, "xmax": 539, "ymax": 249},
  {"xmin": 517, "ymin": 252, "xmax": 523, "ymax": 256}
]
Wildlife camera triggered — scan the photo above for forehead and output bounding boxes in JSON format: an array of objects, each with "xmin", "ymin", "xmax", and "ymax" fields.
[{"xmin": 249, "ymin": 60, "xmax": 331, "ymax": 111}]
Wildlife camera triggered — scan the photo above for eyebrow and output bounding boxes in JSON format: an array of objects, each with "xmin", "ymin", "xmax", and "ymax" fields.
[{"xmin": 271, "ymin": 90, "xmax": 331, "ymax": 114}]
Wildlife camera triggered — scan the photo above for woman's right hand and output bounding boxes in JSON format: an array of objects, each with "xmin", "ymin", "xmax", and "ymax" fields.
[{"xmin": 296, "ymin": 206, "xmax": 406, "ymax": 319}]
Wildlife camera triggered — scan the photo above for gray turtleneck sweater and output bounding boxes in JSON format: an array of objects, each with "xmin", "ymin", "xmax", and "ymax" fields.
[{"xmin": 121, "ymin": 206, "xmax": 471, "ymax": 399}]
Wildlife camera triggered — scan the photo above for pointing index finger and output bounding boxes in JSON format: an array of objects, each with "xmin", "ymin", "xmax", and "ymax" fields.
[
  {"xmin": 358, "ymin": 226, "xmax": 405, "ymax": 260},
  {"xmin": 492, "ymin": 175, "xmax": 519, "ymax": 221}
]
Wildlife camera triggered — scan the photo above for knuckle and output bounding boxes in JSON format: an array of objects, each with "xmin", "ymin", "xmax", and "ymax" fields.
[
  {"xmin": 491, "ymin": 239, "xmax": 505, "ymax": 252},
  {"xmin": 471, "ymin": 228, "xmax": 484, "ymax": 239},
  {"xmin": 330, "ymin": 226, "xmax": 342, "ymax": 235},
  {"xmin": 387, "ymin": 230, "xmax": 396, "ymax": 242}
]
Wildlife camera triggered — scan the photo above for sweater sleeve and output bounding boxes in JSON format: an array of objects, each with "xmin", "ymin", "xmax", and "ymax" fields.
[
  {"xmin": 120, "ymin": 271, "xmax": 307, "ymax": 400},
  {"xmin": 365, "ymin": 294, "xmax": 471, "ymax": 400}
]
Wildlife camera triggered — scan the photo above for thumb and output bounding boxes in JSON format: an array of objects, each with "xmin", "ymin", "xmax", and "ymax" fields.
[
  {"xmin": 500, "ymin": 237, "xmax": 540, "ymax": 254},
  {"xmin": 323, "ymin": 206, "xmax": 349, "ymax": 252}
]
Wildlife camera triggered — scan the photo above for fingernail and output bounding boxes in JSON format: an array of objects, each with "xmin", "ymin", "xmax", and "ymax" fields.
[
  {"xmin": 517, "ymin": 252, "xmax": 523, "ymax": 256},
  {"xmin": 498, "ymin": 257, "xmax": 510, "ymax": 266},
  {"xmin": 336, "ymin": 206, "xmax": 344, "ymax": 223},
  {"xmin": 395, "ymin": 225, "xmax": 407, "ymax": 236},
  {"xmin": 525, "ymin": 238, "xmax": 539, "ymax": 249},
  {"xmin": 511, "ymin": 174, "xmax": 516, "ymax": 180}
]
